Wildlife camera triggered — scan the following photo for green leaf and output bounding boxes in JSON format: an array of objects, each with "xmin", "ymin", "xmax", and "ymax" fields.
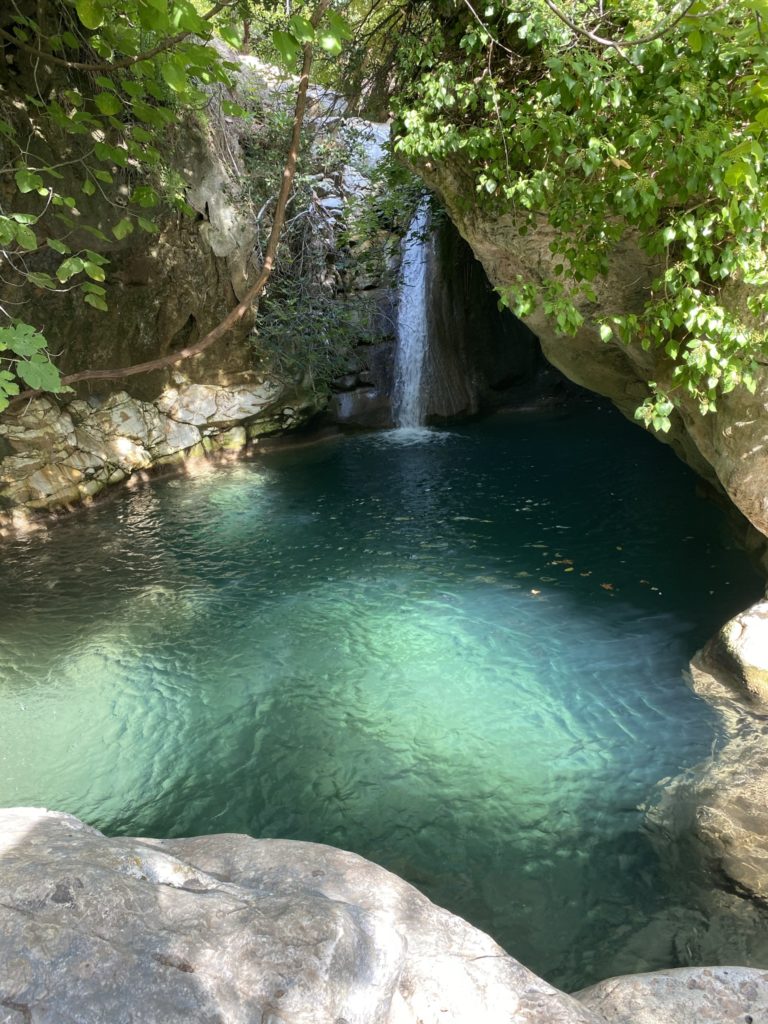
[
  {"xmin": 132, "ymin": 185, "xmax": 158, "ymax": 208},
  {"xmin": 218, "ymin": 22, "xmax": 243, "ymax": 48},
  {"xmin": 16, "ymin": 356, "xmax": 63, "ymax": 393},
  {"xmin": 137, "ymin": 216, "xmax": 158, "ymax": 233},
  {"xmin": 56, "ymin": 256, "xmax": 85, "ymax": 282},
  {"xmin": 27, "ymin": 272, "xmax": 57, "ymax": 289},
  {"xmin": 84, "ymin": 293, "xmax": 108, "ymax": 311},
  {"xmin": 14, "ymin": 168, "xmax": 44, "ymax": 193},
  {"xmin": 0, "ymin": 322, "xmax": 47, "ymax": 357},
  {"xmin": 83, "ymin": 249, "xmax": 108, "ymax": 266},
  {"xmin": 75, "ymin": 0, "xmax": 105, "ymax": 30},
  {"xmin": 221, "ymin": 99, "xmax": 247, "ymax": 117},
  {"xmin": 161, "ymin": 61, "xmax": 187, "ymax": 93},
  {"xmin": 122, "ymin": 80, "xmax": 145, "ymax": 98},
  {"xmin": 112, "ymin": 217, "xmax": 134, "ymax": 240},
  {"xmin": 319, "ymin": 31, "xmax": 342, "ymax": 55},
  {"xmin": 47, "ymin": 238, "xmax": 71, "ymax": 254},
  {"xmin": 94, "ymin": 92, "xmax": 122, "ymax": 115},
  {"xmin": 599, "ymin": 324, "xmax": 613, "ymax": 341},
  {"xmin": 273, "ymin": 30, "xmax": 300, "ymax": 65},
  {"xmin": 327, "ymin": 11, "xmax": 352, "ymax": 40},
  {"xmin": 82, "ymin": 178, "xmax": 97, "ymax": 196},
  {"xmin": 289, "ymin": 15, "xmax": 314, "ymax": 43},
  {"xmin": 688, "ymin": 29, "xmax": 702, "ymax": 53},
  {"xmin": 83, "ymin": 261, "xmax": 106, "ymax": 282},
  {"xmin": 319, "ymin": 32, "xmax": 343, "ymax": 56},
  {"xmin": 14, "ymin": 224, "xmax": 37, "ymax": 250}
]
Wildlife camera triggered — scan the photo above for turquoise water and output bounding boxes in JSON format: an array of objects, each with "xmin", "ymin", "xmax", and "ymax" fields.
[{"xmin": 0, "ymin": 405, "xmax": 762, "ymax": 988}]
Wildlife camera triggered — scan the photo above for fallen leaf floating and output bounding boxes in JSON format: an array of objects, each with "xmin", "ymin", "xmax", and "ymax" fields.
[{"xmin": 600, "ymin": 583, "xmax": 614, "ymax": 591}]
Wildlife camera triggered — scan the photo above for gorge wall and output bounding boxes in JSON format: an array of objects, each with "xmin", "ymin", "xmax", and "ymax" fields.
[
  {"xmin": 420, "ymin": 161, "xmax": 768, "ymax": 544},
  {"xmin": 0, "ymin": 56, "xmax": 399, "ymax": 526}
]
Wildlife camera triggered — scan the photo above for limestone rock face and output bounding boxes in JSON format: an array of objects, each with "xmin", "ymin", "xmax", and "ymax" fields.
[
  {"xmin": 0, "ymin": 380, "xmax": 317, "ymax": 527},
  {"xmin": 576, "ymin": 966, "xmax": 768, "ymax": 1024},
  {"xmin": 647, "ymin": 603, "xmax": 768, "ymax": 902},
  {"xmin": 0, "ymin": 807, "xmax": 593, "ymax": 1024},
  {"xmin": 421, "ymin": 161, "xmax": 768, "ymax": 537}
]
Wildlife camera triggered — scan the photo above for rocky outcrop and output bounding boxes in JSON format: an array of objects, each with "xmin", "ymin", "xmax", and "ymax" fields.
[
  {"xmin": 3, "ymin": 806, "xmax": 768, "ymax": 1024},
  {"xmin": 0, "ymin": 380, "xmax": 316, "ymax": 530},
  {"xmin": 648, "ymin": 601, "xmax": 768, "ymax": 903},
  {"xmin": 420, "ymin": 161, "xmax": 768, "ymax": 539},
  {"xmin": 694, "ymin": 598, "xmax": 768, "ymax": 705},
  {"xmin": 0, "ymin": 61, "xmax": 401, "ymax": 520}
]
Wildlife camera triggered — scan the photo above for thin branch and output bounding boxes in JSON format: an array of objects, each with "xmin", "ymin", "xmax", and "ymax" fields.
[
  {"xmin": 541, "ymin": 0, "xmax": 705, "ymax": 52},
  {"xmin": 13, "ymin": 0, "xmax": 332, "ymax": 395},
  {"xmin": 0, "ymin": 0, "xmax": 234, "ymax": 73}
]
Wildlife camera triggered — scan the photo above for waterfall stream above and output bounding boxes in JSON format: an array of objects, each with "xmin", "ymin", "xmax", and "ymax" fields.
[
  {"xmin": 393, "ymin": 199, "xmax": 431, "ymax": 428},
  {"xmin": 0, "ymin": 406, "xmax": 764, "ymax": 989}
]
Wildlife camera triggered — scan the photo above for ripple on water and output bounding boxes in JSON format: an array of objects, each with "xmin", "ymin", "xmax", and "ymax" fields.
[{"xmin": 0, "ymin": 406, "xmax": 764, "ymax": 989}]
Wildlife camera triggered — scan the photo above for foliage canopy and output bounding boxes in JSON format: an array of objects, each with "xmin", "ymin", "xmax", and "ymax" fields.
[{"xmin": 391, "ymin": 0, "xmax": 768, "ymax": 430}]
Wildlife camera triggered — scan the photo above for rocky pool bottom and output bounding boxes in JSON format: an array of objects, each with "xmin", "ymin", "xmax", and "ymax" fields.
[{"xmin": 0, "ymin": 405, "xmax": 766, "ymax": 990}]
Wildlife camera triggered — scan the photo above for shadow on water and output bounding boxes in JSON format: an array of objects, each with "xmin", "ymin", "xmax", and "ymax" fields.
[{"xmin": 0, "ymin": 403, "xmax": 765, "ymax": 990}]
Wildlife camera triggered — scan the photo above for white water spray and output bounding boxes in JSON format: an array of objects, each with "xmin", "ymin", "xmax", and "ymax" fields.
[{"xmin": 393, "ymin": 199, "xmax": 432, "ymax": 428}]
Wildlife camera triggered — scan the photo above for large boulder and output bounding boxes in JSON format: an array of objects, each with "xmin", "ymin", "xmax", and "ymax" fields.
[
  {"xmin": 648, "ymin": 601, "xmax": 768, "ymax": 902},
  {"xmin": 0, "ymin": 807, "xmax": 594, "ymax": 1024},
  {"xmin": 3, "ymin": 808, "xmax": 768, "ymax": 1023},
  {"xmin": 694, "ymin": 598, "xmax": 768, "ymax": 705}
]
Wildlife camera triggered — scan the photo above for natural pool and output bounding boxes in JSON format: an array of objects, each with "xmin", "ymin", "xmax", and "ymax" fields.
[{"xmin": 0, "ymin": 404, "xmax": 763, "ymax": 989}]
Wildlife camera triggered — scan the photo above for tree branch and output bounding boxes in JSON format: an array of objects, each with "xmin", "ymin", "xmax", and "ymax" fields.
[
  {"xmin": 31, "ymin": 0, "xmax": 332, "ymax": 392},
  {"xmin": 541, "ymin": 0, "xmax": 703, "ymax": 51},
  {"xmin": 0, "ymin": 0, "xmax": 234, "ymax": 73}
]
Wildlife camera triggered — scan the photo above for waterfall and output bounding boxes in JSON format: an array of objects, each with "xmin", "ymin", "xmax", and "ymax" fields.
[{"xmin": 393, "ymin": 199, "xmax": 432, "ymax": 428}]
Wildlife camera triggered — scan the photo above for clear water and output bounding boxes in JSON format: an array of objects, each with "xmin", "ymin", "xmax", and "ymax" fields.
[{"xmin": 0, "ymin": 406, "xmax": 762, "ymax": 989}]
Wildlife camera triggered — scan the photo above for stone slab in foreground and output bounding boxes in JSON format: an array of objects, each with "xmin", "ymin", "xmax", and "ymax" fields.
[
  {"xmin": 576, "ymin": 965, "xmax": 768, "ymax": 1023},
  {"xmin": 0, "ymin": 807, "xmax": 590, "ymax": 1024},
  {"xmin": 1, "ymin": 807, "xmax": 767, "ymax": 1024}
]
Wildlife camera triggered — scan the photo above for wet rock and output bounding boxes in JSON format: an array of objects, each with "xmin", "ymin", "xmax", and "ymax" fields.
[
  {"xmin": 329, "ymin": 388, "xmax": 392, "ymax": 428},
  {"xmin": 0, "ymin": 379, "xmax": 297, "ymax": 522},
  {"xmin": 576, "ymin": 965, "xmax": 768, "ymax": 1024},
  {"xmin": 647, "ymin": 609, "xmax": 768, "ymax": 902},
  {"xmin": 0, "ymin": 807, "xmax": 594, "ymax": 1024}
]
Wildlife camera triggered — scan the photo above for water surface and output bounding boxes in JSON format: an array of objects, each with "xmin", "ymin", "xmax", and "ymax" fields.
[{"xmin": 0, "ymin": 405, "xmax": 762, "ymax": 988}]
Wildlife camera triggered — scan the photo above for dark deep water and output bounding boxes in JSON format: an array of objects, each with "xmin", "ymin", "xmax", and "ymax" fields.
[{"xmin": 0, "ymin": 404, "xmax": 763, "ymax": 989}]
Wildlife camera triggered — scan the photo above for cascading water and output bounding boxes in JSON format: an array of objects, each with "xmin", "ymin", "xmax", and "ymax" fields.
[{"xmin": 393, "ymin": 198, "xmax": 432, "ymax": 428}]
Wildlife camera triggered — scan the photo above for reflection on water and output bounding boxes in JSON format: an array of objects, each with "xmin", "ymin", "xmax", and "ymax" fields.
[{"xmin": 0, "ymin": 406, "xmax": 764, "ymax": 989}]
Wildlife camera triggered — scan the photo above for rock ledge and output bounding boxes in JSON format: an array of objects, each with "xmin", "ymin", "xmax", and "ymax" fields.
[{"xmin": 2, "ymin": 807, "xmax": 767, "ymax": 1024}]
